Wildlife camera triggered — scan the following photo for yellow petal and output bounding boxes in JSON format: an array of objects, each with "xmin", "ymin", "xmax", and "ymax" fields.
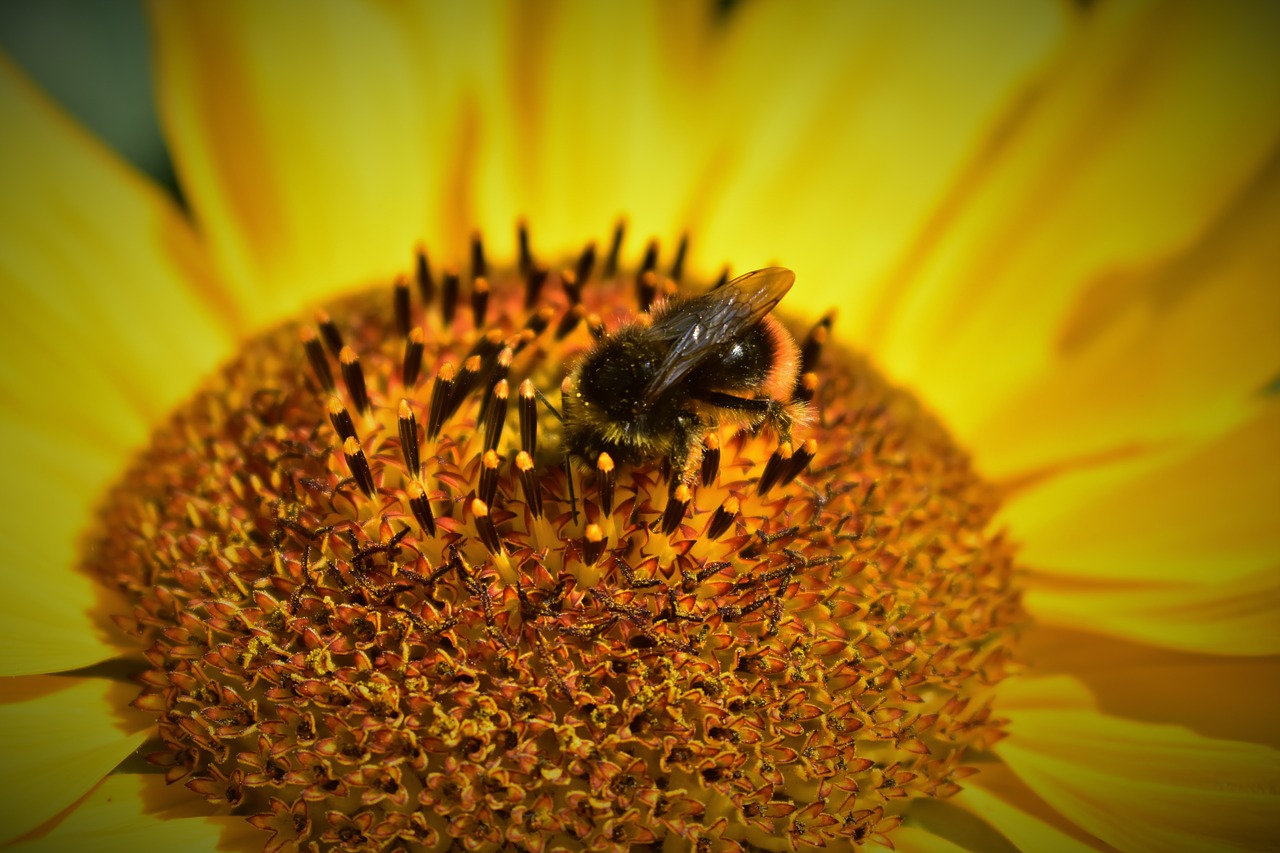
[
  {"xmin": 951, "ymin": 764, "xmax": 1108, "ymax": 852},
  {"xmin": 469, "ymin": 0, "xmax": 719, "ymax": 261},
  {"xmin": 697, "ymin": 0, "xmax": 1068, "ymax": 324},
  {"xmin": 1023, "ymin": 564, "xmax": 1280, "ymax": 656},
  {"xmin": 875, "ymin": 1, "xmax": 1280, "ymax": 451},
  {"xmin": 1000, "ymin": 400, "xmax": 1280, "ymax": 584},
  {"xmin": 997, "ymin": 675, "xmax": 1280, "ymax": 853},
  {"xmin": 0, "ymin": 56, "xmax": 233, "ymax": 673},
  {"xmin": 869, "ymin": 825, "xmax": 973, "ymax": 853},
  {"xmin": 9, "ymin": 773, "xmax": 256, "ymax": 853},
  {"xmin": 0, "ymin": 676, "xmax": 149, "ymax": 845},
  {"xmin": 149, "ymin": 0, "xmax": 446, "ymax": 324}
]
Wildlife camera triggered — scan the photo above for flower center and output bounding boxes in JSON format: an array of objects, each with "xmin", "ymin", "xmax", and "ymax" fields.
[{"xmin": 85, "ymin": 227, "xmax": 1022, "ymax": 851}]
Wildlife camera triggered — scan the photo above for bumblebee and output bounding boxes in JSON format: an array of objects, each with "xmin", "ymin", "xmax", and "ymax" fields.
[{"xmin": 562, "ymin": 267, "xmax": 805, "ymax": 484}]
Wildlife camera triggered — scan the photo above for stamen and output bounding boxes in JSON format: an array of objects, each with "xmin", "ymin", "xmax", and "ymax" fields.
[
  {"xmin": 582, "ymin": 524, "xmax": 605, "ymax": 566},
  {"xmin": 561, "ymin": 269, "xmax": 582, "ymax": 305},
  {"xmin": 471, "ymin": 277, "xmax": 490, "ymax": 328},
  {"xmin": 706, "ymin": 496, "xmax": 739, "ymax": 540},
  {"xmin": 402, "ymin": 327, "xmax": 424, "ymax": 387},
  {"xmin": 639, "ymin": 239, "xmax": 658, "ymax": 278},
  {"xmin": 711, "ymin": 266, "xmax": 730, "ymax": 290},
  {"xmin": 343, "ymin": 436, "xmax": 376, "ymax": 498},
  {"xmin": 596, "ymin": 453, "xmax": 616, "ymax": 517},
  {"xmin": 426, "ymin": 362, "xmax": 456, "ymax": 441},
  {"xmin": 670, "ymin": 233, "xmax": 688, "ymax": 283},
  {"xmin": 795, "ymin": 371, "xmax": 819, "ymax": 404},
  {"xmin": 603, "ymin": 219, "xmax": 624, "ymax": 278},
  {"xmin": 441, "ymin": 269, "xmax": 460, "ymax": 326},
  {"xmin": 524, "ymin": 267, "xmax": 548, "ymax": 309},
  {"xmin": 556, "ymin": 304, "xmax": 586, "ymax": 340},
  {"xmin": 444, "ymin": 355, "xmax": 483, "ymax": 422},
  {"xmin": 586, "ymin": 313, "xmax": 606, "ymax": 341},
  {"xmin": 700, "ymin": 433, "xmax": 721, "ymax": 487},
  {"xmin": 300, "ymin": 326, "xmax": 334, "ymax": 392},
  {"xmin": 470, "ymin": 231, "xmax": 487, "ymax": 280},
  {"xmin": 757, "ymin": 441, "xmax": 793, "ymax": 496},
  {"xmin": 472, "ymin": 498, "xmax": 502, "ymax": 555},
  {"xmin": 576, "ymin": 242, "xmax": 596, "ymax": 287},
  {"xmin": 515, "ymin": 451, "xmax": 542, "ymax": 519},
  {"xmin": 483, "ymin": 380, "xmax": 509, "ymax": 452},
  {"xmin": 518, "ymin": 380, "xmax": 538, "ymax": 457},
  {"xmin": 479, "ymin": 450, "xmax": 501, "ymax": 507},
  {"xmin": 414, "ymin": 244, "xmax": 434, "ymax": 305},
  {"xmin": 338, "ymin": 347, "xmax": 370, "ymax": 415},
  {"xmin": 781, "ymin": 439, "xmax": 816, "ymax": 487},
  {"xmin": 398, "ymin": 399, "xmax": 420, "ymax": 478},
  {"xmin": 517, "ymin": 220, "xmax": 533, "ymax": 277},
  {"xmin": 524, "ymin": 305, "xmax": 554, "ymax": 340},
  {"xmin": 327, "ymin": 397, "xmax": 357, "ymax": 443},
  {"xmin": 638, "ymin": 270, "xmax": 659, "ymax": 313},
  {"xmin": 800, "ymin": 314, "xmax": 835, "ymax": 374},
  {"xmin": 393, "ymin": 276, "xmax": 411, "ymax": 339},
  {"xmin": 407, "ymin": 480, "xmax": 436, "ymax": 536},
  {"xmin": 661, "ymin": 483, "xmax": 691, "ymax": 535}
]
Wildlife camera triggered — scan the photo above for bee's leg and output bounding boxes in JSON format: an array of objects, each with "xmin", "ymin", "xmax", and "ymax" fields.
[
  {"xmin": 669, "ymin": 413, "xmax": 707, "ymax": 488},
  {"xmin": 764, "ymin": 398, "xmax": 796, "ymax": 445}
]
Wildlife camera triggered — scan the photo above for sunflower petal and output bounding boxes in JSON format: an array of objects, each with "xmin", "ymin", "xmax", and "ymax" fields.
[
  {"xmin": 8, "ymin": 774, "xmax": 255, "ymax": 853},
  {"xmin": 0, "ymin": 56, "xmax": 233, "ymax": 673},
  {"xmin": 1000, "ymin": 400, "xmax": 1280, "ymax": 584},
  {"xmin": 997, "ymin": 675, "xmax": 1280, "ymax": 853},
  {"xmin": 0, "ymin": 677, "xmax": 148, "ymax": 845},
  {"xmin": 696, "ymin": 0, "xmax": 1067, "ymax": 321},
  {"xmin": 149, "ymin": 0, "xmax": 444, "ymax": 323},
  {"xmin": 951, "ymin": 764, "xmax": 1106, "ymax": 852},
  {"xmin": 869, "ymin": 824, "xmax": 973, "ymax": 853},
  {"xmin": 875, "ymin": 1, "xmax": 1280, "ymax": 451}
]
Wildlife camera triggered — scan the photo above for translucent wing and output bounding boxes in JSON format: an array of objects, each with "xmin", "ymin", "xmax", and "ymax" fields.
[{"xmin": 642, "ymin": 267, "xmax": 795, "ymax": 405}]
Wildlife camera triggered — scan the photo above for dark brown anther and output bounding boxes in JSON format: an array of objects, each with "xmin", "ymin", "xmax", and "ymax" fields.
[
  {"xmin": 398, "ymin": 399, "xmax": 420, "ymax": 478},
  {"xmin": 407, "ymin": 480, "xmax": 436, "ymax": 536},
  {"xmin": 415, "ymin": 244, "xmax": 434, "ymax": 305},
  {"xmin": 596, "ymin": 453, "xmax": 616, "ymax": 517},
  {"xmin": 441, "ymin": 269, "xmax": 460, "ymax": 326},
  {"xmin": 393, "ymin": 275, "xmax": 411, "ymax": 339},
  {"xmin": 479, "ymin": 345, "xmax": 513, "ymax": 427},
  {"xmin": 517, "ymin": 220, "xmax": 533, "ymax": 277},
  {"xmin": 556, "ymin": 304, "xmax": 586, "ymax": 340},
  {"xmin": 603, "ymin": 219, "xmax": 625, "ymax": 278},
  {"xmin": 343, "ymin": 436, "xmax": 376, "ymax": 498},
  {"xmin": 515, "ymin": 452, "xmax": 543, "ymax": 519},
  {"xmin": 795, "ymin": 371, "xmax": 818, "ymax": 404},
  {"xmin": 670, "ymin": 233, "xmax": 688, "ymax": 283},
  {"xmin": 800, "ymin": 314, "xmax": 834, "ymax": 374},
  {"xmin": 472, "ymin": 498, "xmax": 502, "ymax": 555},
  {"xmin": 582, "ymin": 524, "xmax": 605, "ymax": 566},
  {"xmin": 711, "ymin": 266, "xmax": 730, "ymax": 291},
  {"xmin": 479, "ymin": 449, "xmax": 501, "ymax": 507},
  {"xmin": 561, "ymin": 269, "xmax": 581, "ymax": 305},
  {"xmin": 339, "ymin": 346, "xmax": 370, "ymax": 415},
  {"xmin": 700, "ymin": 433, "xmax": 721, "ymax": 488},
  {"xmin": 660, "ymin": 484, "xmax": 691, "ymax": 536},
  {"xmin": 426, "ymin": 362, "xmax": 456, "ymax": 441},
  {"xmin": 328, "ymin": 397, "xmax": 357, "ymax": 443},
  {"xmin": 316, "ymin": 310, "xmax": 344, "ymax": 356},
  {"xmin": 300, "ymin": 326, "xmax": 334, "ymax": 392},
  {"xmin": 524, "ymin": 305, "xmax": 554, "ymax": 339},
  {"xmin": 586, "ymin": 313, "xmax": 606, "ymax": 340},
  {"xmin": 444, "ymin": 355, "xmax": 483, "ymax": 421},
  {"xmin": 781, "ymin": 439, "xmax": 816, "ymax": 487},
  {"xmin": 483, "ymin": 380, "xmax": 509, "ymax": 452},
  {"xmin": 756, "ymin": 441, "xmax": 793, "ymax": 496},
  {"xmin": 518, "ymin": 380, "xmax": 538, "ymax": 457},
  {"xmin": 575, "ymin": 242, "xmax": 597, "ymax": 287},
  {"xmin": 639, "ymin": 239, "xmax": 658, "ymax": 277},
  {"xmin": 638, "ymin": 270, "xmax": 660, "ymax": 313},
  {"xmin": 524, "ymin": 266, "xmax": 548, "ymax": 309},
  {"xmin": 470, "ymin": 231, "xmax": 487, "ymax": 279},
  {"xmin": 403, "ymin": 327, "xmax": 425, "ymax": 387},
  {"xmin": 706, "ymin": 496, "xmax": 739, "ymax": 540},
  {"xmin": 471, "ymin": 277, "xmax": 490, "ymax": 328}
]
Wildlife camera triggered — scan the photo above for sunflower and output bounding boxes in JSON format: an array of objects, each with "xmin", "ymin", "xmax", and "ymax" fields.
[{"xmin": 2, "ymin": 1, "xmax": 1278, "ymax": 851}]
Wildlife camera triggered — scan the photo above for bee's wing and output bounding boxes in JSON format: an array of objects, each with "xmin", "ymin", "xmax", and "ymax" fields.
[{"xmin": 642, "ymin": 267, "xmax": 795, "ymax": 405}]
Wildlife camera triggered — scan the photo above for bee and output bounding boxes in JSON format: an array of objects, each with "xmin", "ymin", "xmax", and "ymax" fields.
[{"xmin": 562, "ymin": 267, "xmax": 805, "ymax": 484}]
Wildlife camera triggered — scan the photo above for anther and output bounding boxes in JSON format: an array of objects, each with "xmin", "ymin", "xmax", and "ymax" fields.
[
  {"xmin": 661, "ymin": 484, "xmax": 691, "ymax": 535},
  {"xmin": 670, "ymin": 233, "xmax": 688, "ymax": 283},
  {"xmin": 398, "ymin": 400, "xmax": 420, "ymax": 478},
  {"xmin": 483, "ymin": 380, "xmax": 509, "ymax": 452},
  {"xmin": 403, "ymin": 327, "xmax": 425, "ymax": 387},
  {"xmin": 795, "ymin": 371, "xmax": 819, "ymax": 405},
  {"xmin": 639, "ymin": 239, "xmax": 658, "ymax": 278},
  {"xmin": 414, "ymin": 244, "xmax": 434, "ymax": 305},
  {"xmin": 781, "ymin": 439, "xmax": 816, "ymax": 487},
  {"xmin": 472, "ymin": 498, "xmax": 502, "ymax": 555},
  {"xmin": 711, "ymin": 266, "xmax": 730, "ymax": 290},
  {"xmin": 407, "ymin": 481, "xmax": 436, "ymax": 536},
  {"xmin": 556, "ymin": 304, "xmax": 586, "ymax": 340},
  {"xmin": 479, "ymin": 450, "xmax": 501, "ymax": 507},
  {"xmin": 343, "ymin": 436, "xmax": 376, "ymax": 498},
  {"xmin": 393, "ymin": 276, "xmax": 411, "ymax": 339},
  {"xmin": 706, "ymin": 496, "xmax": 740, "ymax": 540},
  {"xmin": 596, "ymin": 453, "xmax": 616, "ymax": 517},
  {"xmin": 470, "ymin": 231, "xmax": 487, "ymax": 280},
  {"xmin": 426, "ymin": 362, "xmax": 456, "ymax": 441},
  {"xmin": 444, "ymin": 355, "xmax": 483, "ymax": 421},
  {"xmin": 582, "ymin": 524, "xmax": 605, "ymax": 566},
  {"xmin": 517, "ymin": 220, "xmax": 533, "ymax": 277},
  {"xmin": 561, "ymin": 269, "xmax": 582, "ymax": 305},
  {"xmin": 441, "ymin": 269, "xmax": 460, "ymax": 327},
  {"xmin": 515, "ymin": 452, "xmax": 543, "ymax": 519},
  {"xmin": 603, "ymin": 220, "xmax": 625, "ymax": 279},
  {"xmin": 757, "ymin": 441, "xmax": 794, "ymax": 496},
  {"xmin": 524, "ymin": 267, "xmax": 548, "ymax": 310},
  {"xmin": 576, "ymin": 242, "xmax": 596, "ymax": 287},
  {"xmin": 638, "ymin": 270, "xmax": 659, "ymax": 313},
  {"xmin": 700, "ymin": 433, "xmax": 721, "ymax": 488},
  {"xmin": 300, "ymin": 326, "xmax": 334, "ymax": 392},
  {"xmin": 800, "ymin": 314, "xmax": 834, "ymax": 374},
  {"xmin": 339, "ymin": 347, "xmax": 370, "ymax": 415},
  {"xmin": 524, "ymin": 305, "xmax": 554, "ymax": 339},
  {"xmin": 518, "ymin": 380, "xmax": 538, "ymax": 457},
  {"xmin": 316, "ymin": 310, "xmax": 344, "ymax": 357},
  {"xmin": 586, "ymin": 313, "xmax": 606, "ymax": 341},
  {"xmin": 471, "ymin": 277, "xmax": 490, "ymax": 328},
  {"xmin": 328, "ymin": 397, "xmax": 357, "ymax": 443}
]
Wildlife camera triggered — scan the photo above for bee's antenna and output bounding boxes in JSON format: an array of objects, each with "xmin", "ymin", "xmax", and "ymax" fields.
[
  {"xmin": 563, "ymin": 453, "xmax": 579, "ymax": 526},
  {"xmin": 532, "ymin": 385, "xmax": 565, "ymax": 423}
]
